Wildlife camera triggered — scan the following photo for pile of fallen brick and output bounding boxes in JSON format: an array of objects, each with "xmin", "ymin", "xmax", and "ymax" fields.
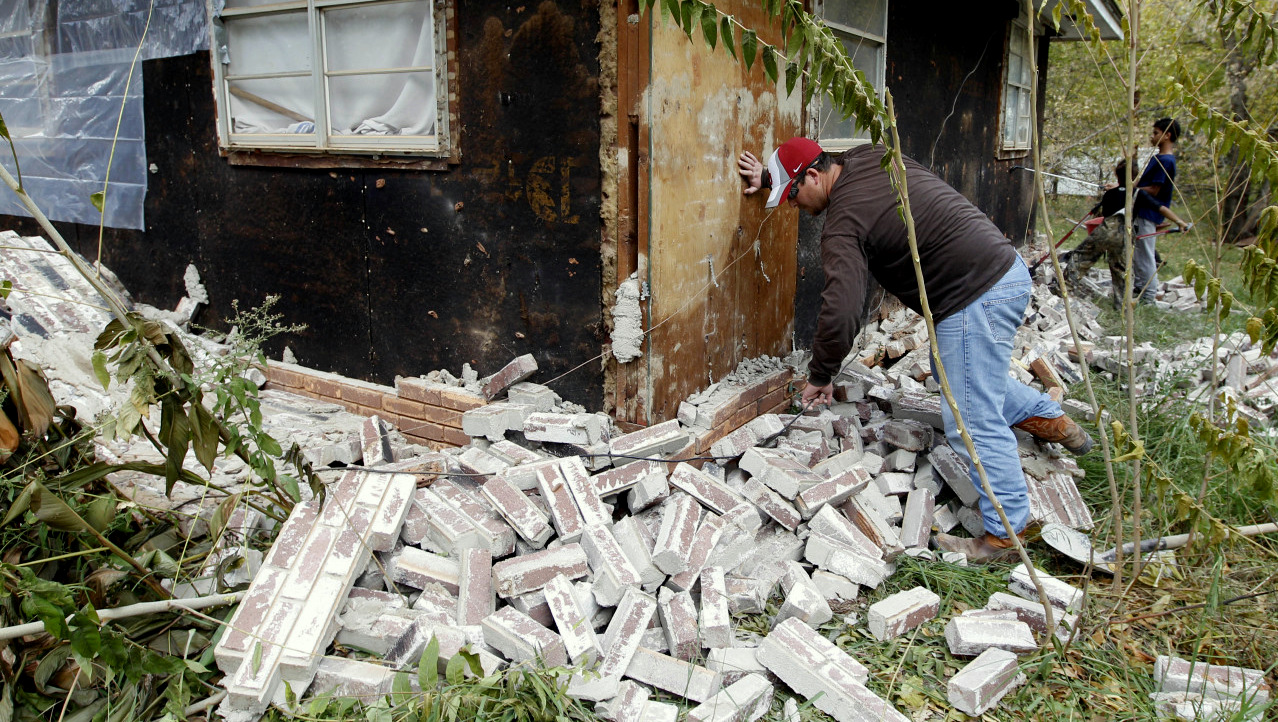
[
  {"xmin": 1030, "ymin": 265, "xmax": 1278, "ymax": 427},
  {"xmin": 6, "ymin": 227, "xmax": 1268, "ymax": 721},
  {"xmin": 210, "ymin": 330, "xmax": 1117, "ymax": 722}
]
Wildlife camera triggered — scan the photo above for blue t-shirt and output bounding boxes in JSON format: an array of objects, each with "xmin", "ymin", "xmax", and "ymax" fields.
[{"xmin": 1135, "ymin": 153, "xmax": 1176, "ymax": 222}]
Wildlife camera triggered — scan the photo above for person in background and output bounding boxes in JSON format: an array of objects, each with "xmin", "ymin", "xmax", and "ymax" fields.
[
  {"xmin": 1131, "ymin": 118, "xmax": 1183, "ymax": 304},
  {"xmin": 1063, "ymin": 157, "xmax": 1189, "ymax": 304}
]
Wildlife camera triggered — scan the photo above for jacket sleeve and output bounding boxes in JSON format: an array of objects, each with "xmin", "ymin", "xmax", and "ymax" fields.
[{"xmin": 807, "ymin": 230, "xmax": 869, "ymax": 386}]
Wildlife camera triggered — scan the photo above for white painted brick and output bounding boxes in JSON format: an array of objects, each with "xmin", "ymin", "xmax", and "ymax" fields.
[
  {"xmin": 756, "ymin": 619, "xmax": 904, "ymax": 722},
  {"xmin": 390, "ymin": 546, "xmax": 461, "ymax": 594},
  {"xmin": 667, "ymin": 513, "xmax": 725, "ymax": 591},
  {"xmin": 560, "ymin": 456, "xmax": 612, "ymax": 528},
  {"xmin": 774, "ymin": 575, "xmax": 832, "ymax": 628},
  {"xmin": 742, "ymin": 478, "xmax": 800, "ymax": 531},
  {"xmin": 651, "ymin": 493, "xmax": 699, "ymax": 575},
  {"xmin": 898, "ymin": 488, "xmax": 935, "ymax": 550},
  {"xmin": 457, "ymin": 548, "xmax": 495, "ymax": 625},
  {"xmin": 624, "ymin": 647, "xmax": 722, "ymax": 702},
  {"xmin": 944, "ymin": 615, "xmax": 1037, "ymax": 657},
  {"xmin": 669, "ymin": 463, "xmax": 747, "ymax": 515},
  {"xmin": 947, "ymin": 647, "xmax": 1026, "ymax": 716},
  {"xmin": 705, "ymin": 647, "xmax": 766, "ymax": 686},
  {"xmin": 698, "ymin": 567, "xmax": 732, "ymax": 649},
  {"xmin": 537, "ymin": 462, "xmax": 587, "ymax": 542},
  {"xmin": 627, "ymin": 470, "xmax": 672, "ymax": 512},
  {"xmin": 687, "ymin": 673, "xmax": 773, "ymax": 722},
  {"xmin": 611, "ymin": 516, "xmax": 665, "ymax": 589},
  {"xmin": 867, "ymin": 586, "xmax": 940, "ymax": 641},
  {"xmin": 658, "ymin": 587, "xmax": 700, "ymax": 661},
  {"xmin": 572, "ymin": 587, "xmax": 658, "ymax": 701},
  {"xmin": 804, "ymin": 532, "xmax": 890, "ymax": 588},
  {"xmin": 810, "ymin": 570, "xmax": 859, "ymax": 602},
  {"xmin": 795, "ymin": 467, "xmax": 871, "ymax": 519},
  {"xmin": 491, "ymin": 543, "xmax": 589, "ymax": 598},
  {"xmin": 1008, "ymin": 564, "xmax": 1084, "ymax": 611},
  {"xmin": 543, "ymin": 573, "xmax": 599, "ymax": 665},
  {"xmin": 481, "ymin": 606, "xmax": 567, "ymax": 666},
  {"xmin": 481, "ymin": 476, "xmax": 554, "ymax": 547},
  {"xmin": 581, "ymin": 524, "xmax": 642, "ymax": 606}
]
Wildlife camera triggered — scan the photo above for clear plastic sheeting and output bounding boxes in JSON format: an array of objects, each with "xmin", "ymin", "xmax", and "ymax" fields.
[
  {"xmin": 0, "ymin": 48, "xmax": 146, "ymax": 229},
  {"xmin": 0, "ymin": 0, "xmax": 209, "ymax": 230},
  {"xmin": 56, "ymin": 0, "xmax": 209, "ymax": 61}
]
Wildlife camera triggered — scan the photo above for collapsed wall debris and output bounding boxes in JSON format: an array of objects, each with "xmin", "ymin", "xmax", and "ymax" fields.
[
  {"xmin": 7, "ymin": 227, "xmax": 1271, "ymax": 721},
  {"xmin": 208, "ymin": 290, "xmax": 1120, "ymax": 719}
]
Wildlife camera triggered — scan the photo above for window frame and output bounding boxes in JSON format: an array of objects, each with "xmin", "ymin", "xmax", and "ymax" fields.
[
  {"xmin": 208, "ymin": 0, "xmax": 457, "ymax": 168},
  {"xmin": 997, "ymin": 9, "xmax": 1035, "ymax": 158},
  {"xmin": 807, "ymin": 0, "xmax": 887, "ymax": 152}
]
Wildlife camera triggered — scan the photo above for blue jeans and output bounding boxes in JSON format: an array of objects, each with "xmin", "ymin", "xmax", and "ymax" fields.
[
  {"xmin": 933, "ymin": 259, "xmax": 1061, "ymax": 537},
  {"xmin": 1132, "ymin": 217, "xmax": 1159, "ymax": 304}
]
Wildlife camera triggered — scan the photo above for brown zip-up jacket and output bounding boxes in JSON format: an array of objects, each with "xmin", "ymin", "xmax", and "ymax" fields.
[{"xmin": 808, "ymin": 145, "xmax": 1018, "ymax": 386}]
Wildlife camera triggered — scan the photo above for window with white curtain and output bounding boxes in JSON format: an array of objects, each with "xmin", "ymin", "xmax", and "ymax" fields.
[
  {"xmin": 211, "ymin": 0, "xmax": 450, "ymax": 157},
  {"xmin": 811, "ymin": 0, "xmax": 886, "ymax": 151},
  {"xmin": 1000, "ymin": 11, "xmax": 1033, "ymax": 153}
]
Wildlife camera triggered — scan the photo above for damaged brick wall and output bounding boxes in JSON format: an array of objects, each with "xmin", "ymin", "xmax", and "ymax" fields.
[{"xmin": 2, "ymin": 0, "xmax": 607, "ymax": 409}]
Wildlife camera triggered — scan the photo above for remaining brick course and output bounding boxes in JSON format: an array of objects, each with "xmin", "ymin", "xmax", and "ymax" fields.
[{"xmin": 263, "ymin": 361, "xmax": 489, "ymax": 450}]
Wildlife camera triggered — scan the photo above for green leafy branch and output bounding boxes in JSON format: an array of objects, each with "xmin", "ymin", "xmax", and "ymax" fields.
[
  {"xmin": 1209, "ymin": 0, "xmax": 1278, "ymax": 64},
  {"xmin": 642, "ymin": 0, "xmax": 888, "ymax": 144}
]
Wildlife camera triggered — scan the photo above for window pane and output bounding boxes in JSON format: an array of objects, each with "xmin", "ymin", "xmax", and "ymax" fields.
[
  {"xmin": 228, "ymin": 76, "xmax": 315, "ymax": 134},
  {"xmin": 225, "ymin": 13, "xmax": 310, "ymax": 76},
  {"xmin": 817, "ymin": 32, "xmax": 882, "ymax": 143},
  {"xmin": 324, "ymin": 1, "xmax": 433, "ymax": 73},
  {"xmin": 223, "ymin": 0, "xmax": 305, "ymax": 9},
  {"xmin": 327, "ymin": 71, "xmax": 435, "ymax": 136},
  {"xmin": 845, "ymin": 36, "xmax": 882, "ymax": 82},
  {"xmin": 323, "ymin": 0, "xmax": 436, "ymax": 137},
  {"xmin": 824, "ymin": 0, "xmax": 886, "ymax": 36}
]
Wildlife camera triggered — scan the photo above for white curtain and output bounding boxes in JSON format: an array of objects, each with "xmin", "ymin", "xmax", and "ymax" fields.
[{"xmin": 226, "ymin": 0, "xmax": 436, "ymax": 138}]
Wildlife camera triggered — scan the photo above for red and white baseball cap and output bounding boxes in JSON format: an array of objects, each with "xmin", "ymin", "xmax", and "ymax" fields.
[{"xmin": 765, "ymin": 137, "xmax": 823, "ymax": 208}]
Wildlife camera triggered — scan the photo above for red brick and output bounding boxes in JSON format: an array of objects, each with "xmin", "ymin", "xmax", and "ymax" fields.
[
  {"xmin": 422, "ymin": 404, "xmax": 465, "ymax": 429},
  {"xmin": 693, "ymin": 426, "xmax": 726, "ymax": 455},
  {"xmin": 396, "ymin": 377, "xmax": 441, "ymax": 405},
  {"xmin": 714, "ymin": 403, "xmax": 756, "ymax": 438},
  {"xmin": 303, "ymin": 375, "xmax": 345, "ymax": 400},
  {"xmin": 757, "ymin": 386, "xmax": 790, "ymax": 415},
  {"xmin": 340, "ymin": 384, "xmax": 387, "ymax": 410},
  {"xmin": 441, "ymin": 426, "xmax": 470, "ymax": 447},
  {"xmin": 374, "ymin": 410, "xmax": 409, "ymax": 434},
  {"xmin": 383, "ymin": 395, "xmax": 428, "ymax": 419},
  {"xmin": 266, "ymin": 365, "xmax": 305, "ymax": 389},
  {"xmin": 765, "ymin": 369, "xmax": 795, "ymax": 393},
  {"xmin": 738, "ymin": 377, "xmax": 770, "ymax": 406},
  {"xmin": 665, "ymin": 438, "xmax": 699, "ymax": 474},
  {"xmin": 437, "ymin": 387, "xmax": 487, "ymax": 412}
]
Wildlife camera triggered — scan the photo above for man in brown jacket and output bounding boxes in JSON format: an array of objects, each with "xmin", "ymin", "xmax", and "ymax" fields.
[{"xmin": 739, "ymin": 137, "xmax": 1093, "ymax": 562}]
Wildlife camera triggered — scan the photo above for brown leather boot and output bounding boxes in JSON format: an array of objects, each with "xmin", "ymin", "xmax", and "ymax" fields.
[
  {"xmin": 1013, "ymin": 414, "xmax": 1094, "ymax": 455},
  {"xmin": 933, "ymin": 532, "xmax": 1024, "ymax": 564}
]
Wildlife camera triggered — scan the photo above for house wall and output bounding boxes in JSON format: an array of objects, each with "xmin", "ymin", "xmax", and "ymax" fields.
[
  {"xmin": 793, "ymin": 0, "xmax": 1048, "ymax": 347},
  {"xmin": 2, "ymin": 0, "xmax": 607, "ymax": 408}
]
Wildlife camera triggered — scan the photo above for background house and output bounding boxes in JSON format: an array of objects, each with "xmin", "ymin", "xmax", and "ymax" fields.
[{"xmin": 0, "ymin": 0, "xmax": 1121, "ymax": 430}]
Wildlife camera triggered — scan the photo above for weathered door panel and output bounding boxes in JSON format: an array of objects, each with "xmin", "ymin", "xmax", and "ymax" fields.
[{"xmin": 640, "ymin": 2, "xmax": 801, "ymax": 421}]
